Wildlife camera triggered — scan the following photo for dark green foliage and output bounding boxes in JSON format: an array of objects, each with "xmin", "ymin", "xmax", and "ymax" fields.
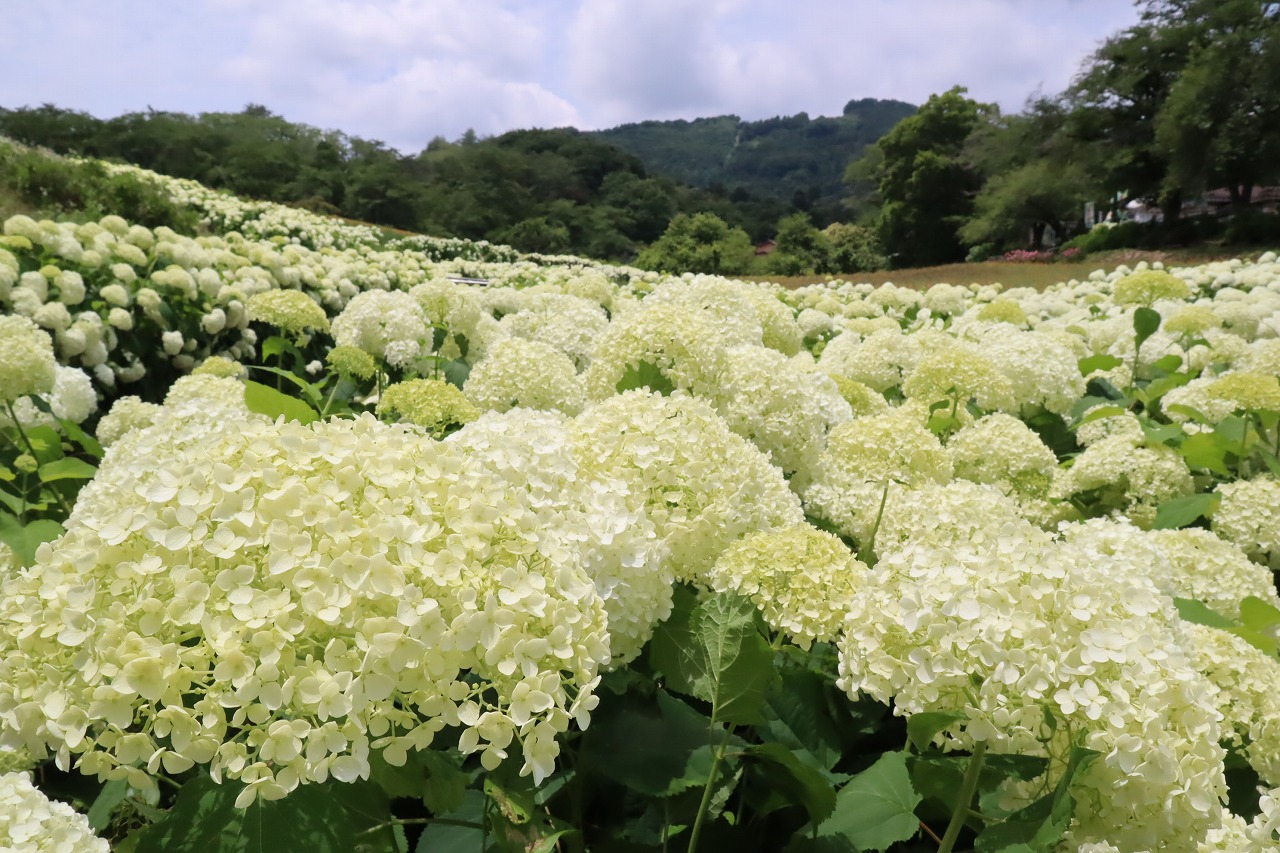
[
  {"xmin": 0, "ymin": 139, "xmax": 199, "ymax": 231},
  {"xmin": 863, "ymin": 87, "xmax": 988, "ymax": 267},
  {"xmin": 0, "ymin": 105, "xmax": 814, "ymax": 262},
  {"xmin": 593, "ymin": 101, "xmax": 915, "ymax": 220},
  {"xmin": 634, "ymin": 212, "xmax": 756, "ymax": 275}
]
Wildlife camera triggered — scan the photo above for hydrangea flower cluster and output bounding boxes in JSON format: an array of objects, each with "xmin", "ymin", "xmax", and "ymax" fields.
[
  {"xmin": 838, "ymin": 510, "xmax": 1229, "ymax": 850},
  {"xmin": 0, "ymin": 405, "xmax": 612, "ymax": 803},
  {"xmin": 707, "ymin": 525, "xmax": 868, "ymax": 648},
  {"xmin": 0, "ymin": 771, "xmax": 108, "ymax": 852},
  {"xmin": 376, "ymin": 378, "xmax": 480, "ymax": 437},
  {"xmin": 0, "ymin": 315, "xmax": 57, "ymax": 404}
]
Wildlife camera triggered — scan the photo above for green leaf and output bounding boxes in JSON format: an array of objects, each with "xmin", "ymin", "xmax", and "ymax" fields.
[
  {"xmin": 1084, "ymin": 377, "xmax": 1126, "ymax": 402},
  {"xmin": 1143, "ymin": 371, "xmax": 1192, "ymax": 401},
  {"xmin": 1165, "ymin": 403, "xmax": 1214, "ymax": 424},
  {"xmin": 1240, "ymin": 596, "xmax": 1280, "ymax": 632},
  {"xmin": 813, "ymin": 750, "xmax": 922, "ymax": 852},
  {"xmin": 0, "ymin": 514, "xmax": 63, "ymax": 566},
  {"xmin": 130, "ymin": 775, "xmax": 394, "ymax": 853},
  {"xmin": 1133, "ymin": 306, "xmax": 1161, "ymax": 348},
  {"xmin": 580, "ymin": 689, "xmax": 724, "ymax": 796},
  {"xmin": 912, "ymin": 754, "xmax": 1048, "ymax": 818},
  {"xmin": 756, "ymin": 668, "xmax": 846, "ymax": 773},
  {"xmin": 616, "ymin": 360, "xmax": 675, "ymax": 396},
  {"xmin": 746, "ymin": 742, "xmax": 837, "ymax": 824},
  {"xmin": 37, "ymin": 457, "xmax": 97, "ymax": 482},
  {"xmin": 484, "ymin": 775, "xmax": 533, "ymax": 826},
  {"xmin": 1139, "ymin": 420, "xmax": 1185, "ymax": 446},
  {"xmin": 1074, "ymin": 404, "xmax": 1127, "ymax": 427},
  {"xmin": 421, "ymin": 749, "xmax": 469, "ymax": 815},
  {"xmin": 1229, "ymin": 627, "xmax": 1279, "ymax": 657},
  {"xmin": 1077, "ymin": 354, "xmax": 1122, "ymax": 376},
  {"xmin": 59, "ymin": 419, "xmax": 104, "ymax": 459},
  {"xmin": 974, "ymin": 745, "xmax": 1096, "ymax": 853},
  {"xmin": 1152, "ymin": 492, "xmax": 1220, "ymax": 530},
  {"xmin": 24, "ymin": 425, "xmax": 64, "ymax": 463},
  {"xmin": 1215, "ymin": 415, "xmax": 1248, "ymax": 446},
  {"xmin": 906, "ymin": 711, "xmax": 966, "ymax": 752},
  {"xmin": 243, "ymin": 380, "xmax": 319, "ymax": 425},
  {"xmin": 0, "ymin": 486, "xmax": 25, "ymax": 515},
  {"xmin": 1258, "ymin": 447, "xmax": 1280, "ymax": 479},
  {"xmin": 1174, "ymin": 597, "xmax": 1237, "ymax": 630},
  {"xmin": 443, "ymin": 358, "xmax": 471, "ymax": 390},
  {"xmin": 87, "ymin": 779, "xmax": 130, "ymax": 832},
  {"xmin": 415, "ymin": 789, "xmax": 486, "ymax": 853},
  {"xmin": 260, "ymin": 335, "xmax": 291, "ymax": 362},
  {"xmin": 1177, "ymin": 432, "xmax": 1232, "ymax": 476},
  {"xmin": 1148, "ymin": 353, "xmax": 1184, "ymax": 375},
  {"xmin": 650, "ymin": 589, "xmax": 779, "ymax": 725},
  {"xmin": 249, "ymin": 365, "xmax": 322, "ymax": 402}
]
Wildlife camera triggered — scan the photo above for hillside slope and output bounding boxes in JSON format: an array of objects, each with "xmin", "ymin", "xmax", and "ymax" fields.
[{"xmin": 591, "ymin": 98, "xmax": 915, "ymax": 207}]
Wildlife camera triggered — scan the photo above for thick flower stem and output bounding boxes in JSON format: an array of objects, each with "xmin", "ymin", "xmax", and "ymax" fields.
[
  {"xmin": 938, "ymin": 741, "xmax": 987, "ymax": 853},
  {"xmin": 687, "ymin": 727, "xmax": 733, "ymax": 853}
]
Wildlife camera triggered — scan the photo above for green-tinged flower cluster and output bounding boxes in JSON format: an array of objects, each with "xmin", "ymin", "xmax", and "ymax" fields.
[
  {"xmin": 571, "ymin": 391, "xmax": 803, "ymax": 584},
  {"xmin": 377, "ymin": 378, "xmax": 479, "ymax": 437},
  {"xmin": 245, "ymin": 289, "xmax": 330, "ymax": 336},
  {"xmin": 839, "ymin": 512, "xmax": 1229, "ymax": 851},
  {"xmin": 975, "ymin": 298, "xmax": 1028, "ymax": 325},
  {"xmin": 708, "ymin": 525, "xmax": 867, "ymax": 649},
  {"xmin": 1051, "ymin": 435, "xmax": 1194, "ymax": 528},
  {"xmin": 804, "ymin": 408, "xmax": 952, "ymax": 545},
  {"xmin": 902, "ymin": 343, "xmax": 1016, "ymax": 413},
  {"xmin": 325, "ymin": 345, "xmax": 377, "ymax": 381},
  {"xmin": 0, "ymin": 315, "xmax": 58, "ymax": 404},
  {"xmin": 191, "ymin": 355, "xmax": 246, "ymax": 379},
  {"xmin": 1113, "ymin": 269, "xmax": 1192, "ymax": 305},
  {"xmin": 1206, "ymin": 371, "xmax": 1280, "ymax": 413}
]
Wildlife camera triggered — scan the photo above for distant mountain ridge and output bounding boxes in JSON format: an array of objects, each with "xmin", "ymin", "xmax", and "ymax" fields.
[{"xmin": 589, "ymin": 98, "xmax": 916, "ymax": 207}]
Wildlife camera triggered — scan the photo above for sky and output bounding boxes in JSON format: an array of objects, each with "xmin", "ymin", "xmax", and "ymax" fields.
[{"xmin": 4, "ymin": 1, "xmax": 1143, "ymax": 153}]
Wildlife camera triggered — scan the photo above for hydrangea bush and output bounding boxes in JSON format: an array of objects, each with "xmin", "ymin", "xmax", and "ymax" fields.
[{"xmin": 2, "ymin": 152, "xmax": 1280, "ymax": 852}]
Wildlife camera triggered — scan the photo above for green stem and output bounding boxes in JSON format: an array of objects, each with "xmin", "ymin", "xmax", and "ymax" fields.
[
  {"xmin": 5, "ymin": 400, "xmax": 72, "ymax": 516},
  {"xmin": 355, "ymin": 817, "xmax": 486, "ymax": 837},
  {"xmin": 319, "ymin": 380, "xmax": 340, "ymax": 419},
  {"xmin": 938, "ymin": 741, "xmax": 987, "ymax": 853},
  {"xmin": 859, "ymin": 480, "xmax": 892, "ymax": 567},
  {"xmin": 687, "ymin": 727, "xmax": 733, "ymax": 853},
  {"xmin": 4, "ymin": 401, "xmax": 39, "ymax": 458}
]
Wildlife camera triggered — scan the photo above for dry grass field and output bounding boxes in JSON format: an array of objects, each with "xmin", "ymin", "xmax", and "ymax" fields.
[{"xmin": 756, "ymin": 247, "xmax": 1264, "ymax": 291}]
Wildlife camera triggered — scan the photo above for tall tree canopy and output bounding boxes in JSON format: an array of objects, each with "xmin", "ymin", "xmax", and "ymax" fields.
[{"xmin": 862, "ymin": 87, "xmax": 990, "ymax": 267}]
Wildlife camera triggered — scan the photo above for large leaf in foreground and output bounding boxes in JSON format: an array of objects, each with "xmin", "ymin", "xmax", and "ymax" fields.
[{"xmin": 650, "ymin": 589, "xmax": 779, "ymax": 725}]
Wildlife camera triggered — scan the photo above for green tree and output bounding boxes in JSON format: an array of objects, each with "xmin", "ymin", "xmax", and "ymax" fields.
[
  {"xmin": 822, "ymin": 222, "xmax": 888, "ymax": 272},
  {"xmin": 767, "ymin": 213, "xmax": 832, "ymax": 275},
  {"xmin": 636, "ymin": 212, "xmax": 756, "ymax": 275},
  {"xmin": 1153, "ymin": 0, "xmax": 1280, "ymax": 204},
  {"xmin": 1067, "ymin": 0, "xmax": 1280, "ymax": 219},
  {"xmin": 960, "ymin": 99, "xmax": 1098, "ymax": 249},
  {"xmin": 864, "ymin": 87, "xmax": 989, "ymax": 267}
]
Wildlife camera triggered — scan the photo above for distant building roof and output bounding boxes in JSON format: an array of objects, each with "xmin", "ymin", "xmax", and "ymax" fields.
[{"xmin": 754, "ymin": 239, "xmax": 777, "ymax": 255}]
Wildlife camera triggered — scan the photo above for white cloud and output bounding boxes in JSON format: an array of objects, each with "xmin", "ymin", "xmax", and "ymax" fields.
[
  {"xmin": 1, "ymin": 0, "xmax": 1144, "ymax": 148},
  {"xmin": 564, "ymin": 0, "xmax": 1143, "ymax": 127}
]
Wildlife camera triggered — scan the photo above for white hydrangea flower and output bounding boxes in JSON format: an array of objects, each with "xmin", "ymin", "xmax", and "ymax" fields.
[
  {"xmin": 0, "ymin": 771, "xmax": 108, "ymax": 852},
  {"xmin": 464, "ymin": 337, "xmax": 585, "ymax": 416}
]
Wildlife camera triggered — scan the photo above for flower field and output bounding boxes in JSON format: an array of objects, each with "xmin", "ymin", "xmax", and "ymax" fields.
[{"xmin": 2, "ymin": 157, "xmax": 1280, "ymax": 852}]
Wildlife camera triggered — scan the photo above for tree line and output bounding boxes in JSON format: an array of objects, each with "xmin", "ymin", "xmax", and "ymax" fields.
[
  {"xmin": 0, "ymin": 104, "xmax": 808, "ymax": 265},
  {"xmin": 857, "ymin": 0, "xmax": 1280, "ymax": 267}
]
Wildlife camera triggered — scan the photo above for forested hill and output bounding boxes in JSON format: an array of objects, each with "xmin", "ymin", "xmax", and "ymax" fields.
[{"xmin": 591, "ymin": 98, "xmax": 916, "ymax": 206}]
